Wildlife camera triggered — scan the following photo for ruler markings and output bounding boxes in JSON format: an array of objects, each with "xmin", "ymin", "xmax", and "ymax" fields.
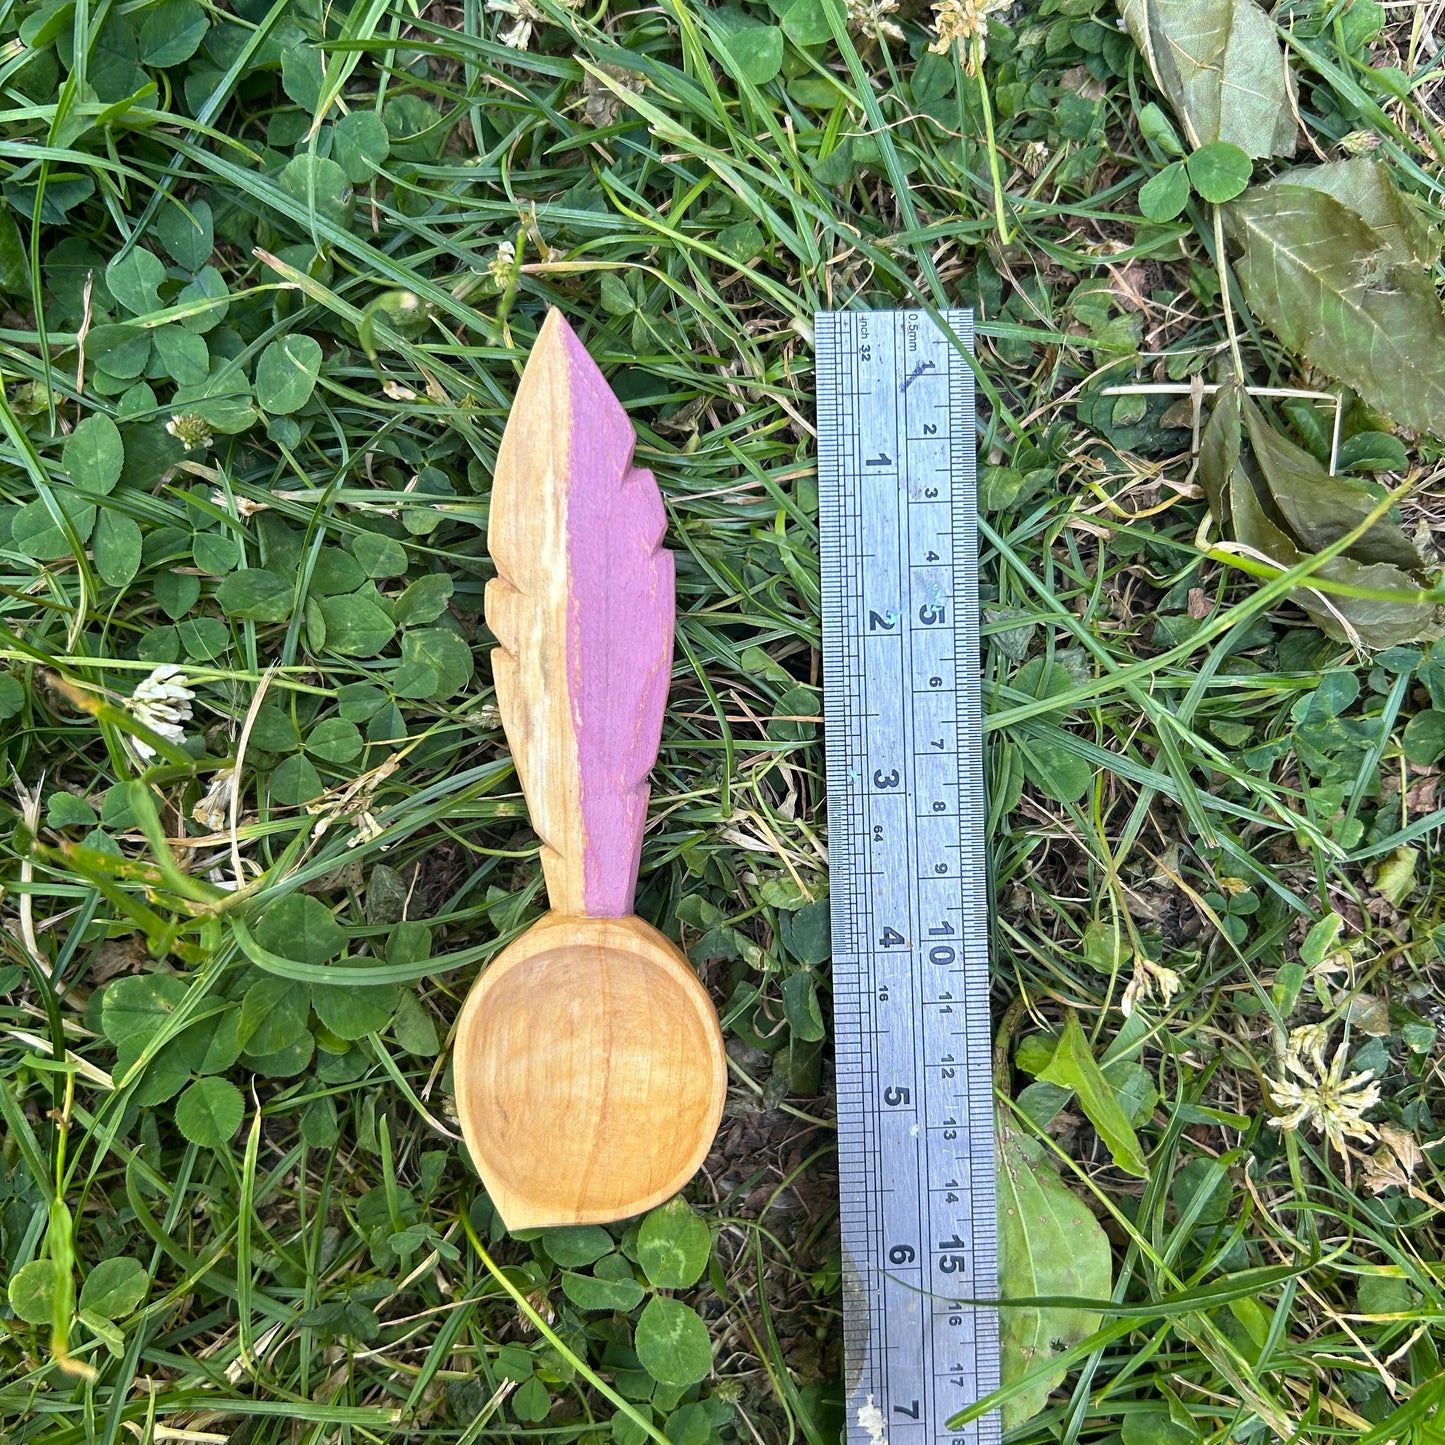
[{"xmin": 819, "ymin": 309, "xmax": 997, "ymax": 1445}]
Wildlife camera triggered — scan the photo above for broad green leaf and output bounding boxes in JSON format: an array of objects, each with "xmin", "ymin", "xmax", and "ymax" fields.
[
  {"xmin": 255, "ymin": 335, "xmax": 323, "ymax": 415},
  {"xmin": 192, "ymin": 532, "xmax": 240, "ymax": 576},
  {"xmin": 386, "ymin": 921, "xmax": 432, "ymax": 967},
  {"xmin": 1275, "ymin": 157, "xmax": 1437, "ymax": 267},
  {"xmin": 238, "ymin": 977, "xmax": 312, "ymax": 1053},
  {"xmin": 1225, "ymin": 171, "xmax": 1445, "ymax": 437},
  {"xmin": 780, "ymin": 899, "xmax": 830, "ymax": 964},
  {"xmin": 562, "ymin": 1261, "xmax": 647, "ymax": 1313},
  {"xmin": 0, "ymin": 209, "xmax": 28, "ymax": 294},
  {"xmin": 996, "ymin": 1119, "xmax": 1111, "ymax": 1428},
  {"xmin": 1201, "ymin": 387, "xmax": 1445, "ymax": 646},
  {"xmin": 11, "ymin": 495, "xmax": 96, "ymax": 561},
  {"xmin": 101, "ymin": 973, "xmax": 188, "ymax": 1046},
  {"xmin": 1020, "ymin": 732, "xmax": 1094, "ymax": 804},
  {"xmin": 1116, "ymin": 0, "xmax": 1296, "ymax": 157},
  {"xmin": 250, "ymin": 704, "xmax": 300, "ymax": 753},
  {"xmin": 393, "ymin": 626, "xmax": 472, "ymax": 697},
  {"xmin": 8, "ymin": 1258, "xmax": 59, "ymax": 1325},
  {"xmin": 155, "ymin": 571, "xmax": 200, "ymax": 620},
  {"xmin": 80, "ymin": 1307, "xmax": 125, "ymax": 1357},
  {"xmin": 350, "ymin": 531, "xmax": 407, "ymax": 577},
  {"xmin": 154, "ymin": 198, "xmax": 213, "ymax": 271},
  {"xmin": 392, "ymin": 990, "xmax": 439, "ymax": 1055},
  {"xmin": 337, "ymin": 683, "xmax": 388, "ymax": 721},
  {"xmin": 1138, "ymin": 161, "xmax": 1189, "ymax": 221},
  {"xmin": 175, "ymin": 1009, "xmax": 243, "ymax": 1075},
  {"xmin": 780, "ymin": 0, "xmax": 830, "ymax": 45},
  {"xmin": 543, "ymin": 1225, "xmax": 614, "ymax": 1267},
  {"xmin": 0, "ymin": 673, "xmax": 22, "ymax": 719},
  {"xmin": 1137, "ymin": 101, "xmax": 1183, "ymax": 156},
  {"xmin": 217, "ymin": 568, "xmax": 293, "ymax": 623},
  {"xmin": 1337, "ymin": 431, "xmax": 1408, "ymax": 473},
  {"xmin": 638, "ymin": 1197, "xmax": 711, "ymax": 1289},
  {"xmin": 139, "ymin": 0, "xmax": 207, "ymax": 65},
  {"xmin": 1403, "ymin": 711, "xmax": 1445, "ymax": 766},
  {"xmin": 282, "ymin": 44, "xmax": 324, "ymax": 112},
  {"xmin": 152, "ymin": 326, "xmax": 210, "ymax": 386},
  {"xmin": 278, "ymin": 154, "xmax": 353, "ymax": 232},
  {"xmin": 391, "ymin": 572, "xmax": 452, "ymax": 626},
  {"xmin": 722, "ymin": 24, "xmax": 783, "ymax": 85},
  {"xmin": 318, "ymin": 592, "xmax": 395, "ymax": 657},
  {"xmin": 333, "ymin": 110, "xmax": 390, "ymax": 183},
  {"xmin": 174, "ymin": 1076, "xmax": 244, "ymax": 1149},
  {"xmin": 1237, "ymin": 394, "xmax": 1424, "ymax": 569},
  {"xmin": 79, "ymin": 1256, "xmax": 147, "ymax": 1319},
  {"xmin": 47, "ymin": 791, "xmax": 98, "ymax": 828},
  {"xmin": 64, "ymin": 413, "xmax": 124, "ymax": 493},
  {"xmin": 780, "ymin": 971, "xmax": 825, "ymax": 1042},
  {"xmin": 178, "ymin": 266, "xmax": 228, "ymax": 333},
  {"xmin": 309, "ymin": 547, "xmax": 366, "ymax": 596},
  {"xmin": 87, "ymin": 323, "xmax": 151, "ymax": 380},
  {"xmin": 93, "ymin": 510, "xmax": 142, "ymax": 587},
  {"xmin": 1038, "ymin": 1013, "xmax": 1147, "ymax": 1176},
  {"xmin": 106, "ymin": 247, "xmax": 165, "ymax": 315},
  {"xmin": 634, "ymin": 1297, "xmax": 712, "ymax": 1388},
  {"xmin": 311, "ymin": 982, "xmax": 398, "ymax": 1040},
  {"xmin": 1123, "ymin": 1411, "xmax": 1200, "ymax": 1445},
  {"xmin": 115, "ymin": 1028, "xmax": 193, "ymax": 1102},
  {"xmin": 254, "ymin": 894, "xmax": 345, "ymax": 964},
  {"xmin": 270, "ymin": 754, "xmax": 324, "ymax": 804},
  {"xmin": 304, "ymin": 717, "xmax": 363, "ymax": 764},
  {"xmin": 178, "ymin": 616, "xmax": 228, "ymax": 661},
  {"xmin": 1171, "ymin": 1157, "xmax": 1230, "ymax": 1227},
  {"xmin": 245, "ymin": 1031, "xmax": 315, "ymax": 1078},
  {"xmin": 1184, "ymin": 141, "xmax": 1251, "ymax": 203},
  {"xmin": 511, "ymin": 1376, "xmax": 550, "ymax": 1423},
  {"xmin": 301, "ymin": 1094, "xmax": 340, "ymax": 1148}
]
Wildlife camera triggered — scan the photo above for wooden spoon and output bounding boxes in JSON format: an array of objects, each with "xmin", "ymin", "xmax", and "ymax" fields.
[{"xmin": 454, "ymin": 308, "xmax": 727, "ymax": 1230}]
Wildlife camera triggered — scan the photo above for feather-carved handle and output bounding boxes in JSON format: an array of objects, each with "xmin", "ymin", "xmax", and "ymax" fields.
[{"xmin": 485, "ymin": 309, "xmax": 674, "ymax": 919}]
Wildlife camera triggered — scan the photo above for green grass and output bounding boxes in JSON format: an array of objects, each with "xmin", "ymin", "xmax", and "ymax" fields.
[{"xmin": 3, "ymin": 0, "xmax": 1445, "ymax": 1442}]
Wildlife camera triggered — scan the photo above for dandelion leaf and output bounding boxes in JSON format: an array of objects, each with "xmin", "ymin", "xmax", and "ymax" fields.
[
  {"xmin": 1225, "ymin": 164, "xmax": 1445, "ymax": 437},
  {"xmin": 1200, "ymin": 386, "xmax": 1445, "ymax": 647},
  {"xmin": 1116, "ymin": 0, "xmax": 1297, "ymax": 158},
  {"xmin": 997, "ymin": 1119, "xmax": 1111, "ymax": 1429}
]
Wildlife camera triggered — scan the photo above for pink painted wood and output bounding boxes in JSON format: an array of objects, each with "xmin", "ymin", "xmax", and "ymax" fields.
[{"xmin": 485, "ymin": 308, "xmax": 674, "ymax": 920}]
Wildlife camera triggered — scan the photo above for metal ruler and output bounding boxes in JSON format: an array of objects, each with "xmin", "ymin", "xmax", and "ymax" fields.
[{"xmin": 817, "ymin": 309, "xmax": 999, "ymax": 1445}]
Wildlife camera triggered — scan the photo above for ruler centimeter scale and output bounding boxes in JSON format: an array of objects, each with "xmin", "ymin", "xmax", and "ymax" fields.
[{"xmin": 817, "ymin": 309, "xmax": 999, "ymax": 1445}]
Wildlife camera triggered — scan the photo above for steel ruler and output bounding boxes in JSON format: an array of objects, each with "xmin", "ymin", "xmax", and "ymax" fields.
[{"xmin": 816, "ymin": 309, "xmax": 999, "ymax": 1445}]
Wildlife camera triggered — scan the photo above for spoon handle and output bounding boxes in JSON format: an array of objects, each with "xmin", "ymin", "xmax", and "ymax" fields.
[{"xmin": 485, "ymin": 309, "xmax": 674, "ymax": 919}]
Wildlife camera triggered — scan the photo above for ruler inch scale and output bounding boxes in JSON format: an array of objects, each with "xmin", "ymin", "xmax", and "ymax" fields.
[{"xmin": 817, "ymin": 309, "xmax": 998, "ymax": 1445}]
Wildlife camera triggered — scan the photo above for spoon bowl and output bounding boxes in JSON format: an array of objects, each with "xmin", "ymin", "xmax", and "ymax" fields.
[{"xmin": 455, "ymin": 913, "xmax": 727, "ymax": 1228}]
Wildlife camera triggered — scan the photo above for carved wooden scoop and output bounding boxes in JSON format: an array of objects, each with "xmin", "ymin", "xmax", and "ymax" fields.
[{"xmin": 455, "ymin": 309, "xmax": 727, "ymax": 1229}]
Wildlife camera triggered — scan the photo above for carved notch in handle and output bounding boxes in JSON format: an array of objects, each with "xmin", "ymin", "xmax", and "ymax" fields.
[{"xmin": 485, "ymin": 309, "xmax": 675, "ymax": 919}]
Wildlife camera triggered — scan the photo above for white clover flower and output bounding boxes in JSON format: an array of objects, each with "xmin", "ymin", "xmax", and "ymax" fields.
[
  {"xmin": 209, "ymin": 489, "xmax": 268, "ymax": 518},
  {"xmin": 1266, "ymin": 1024, "xmax": 1380, "ymax": 1152},
  {"xmin": 192, "ymin": 767, "xmax": 236, "ymax": 831},
  {"xmin": 166, "ymin": 412, "xmax": 213, "ymax": 453},
  {"xmin": 846, "ymin": 0, "xmax": 904, "ymax": 44},
  {"xmin": 127, "ymin": 665, "xmax": 194, "ymax": 759},
  {"xmin": 929, "ymin": 0, "xmax": 1008, "ymax": 71},
  {"xmin": 486, "ymin": 0, "xmax": 579, "ymax": 49},
  {"xmin": 487, "ymin": 240, "xmax": 517, "ymax": 289},
  {"xmin": 1121, "ymin": 956, "xmax": 1183, "ymax": 1016},
  {"xmin": 1022, "ymin": 140, "xmax": 1051, "ymax": 177}
]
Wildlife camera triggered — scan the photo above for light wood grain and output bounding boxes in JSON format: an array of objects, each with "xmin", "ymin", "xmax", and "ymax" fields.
[
  {"xmin": 456, "ymin": 309, "xmax": 726, "ymax": 1228},
  {"xmin": 485, "ymin": 307, "xmax": 673, "ymax": 919},
  {"xmin": 454, "ymin": 914, "xmax": 727, "ymax": 1229}
]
